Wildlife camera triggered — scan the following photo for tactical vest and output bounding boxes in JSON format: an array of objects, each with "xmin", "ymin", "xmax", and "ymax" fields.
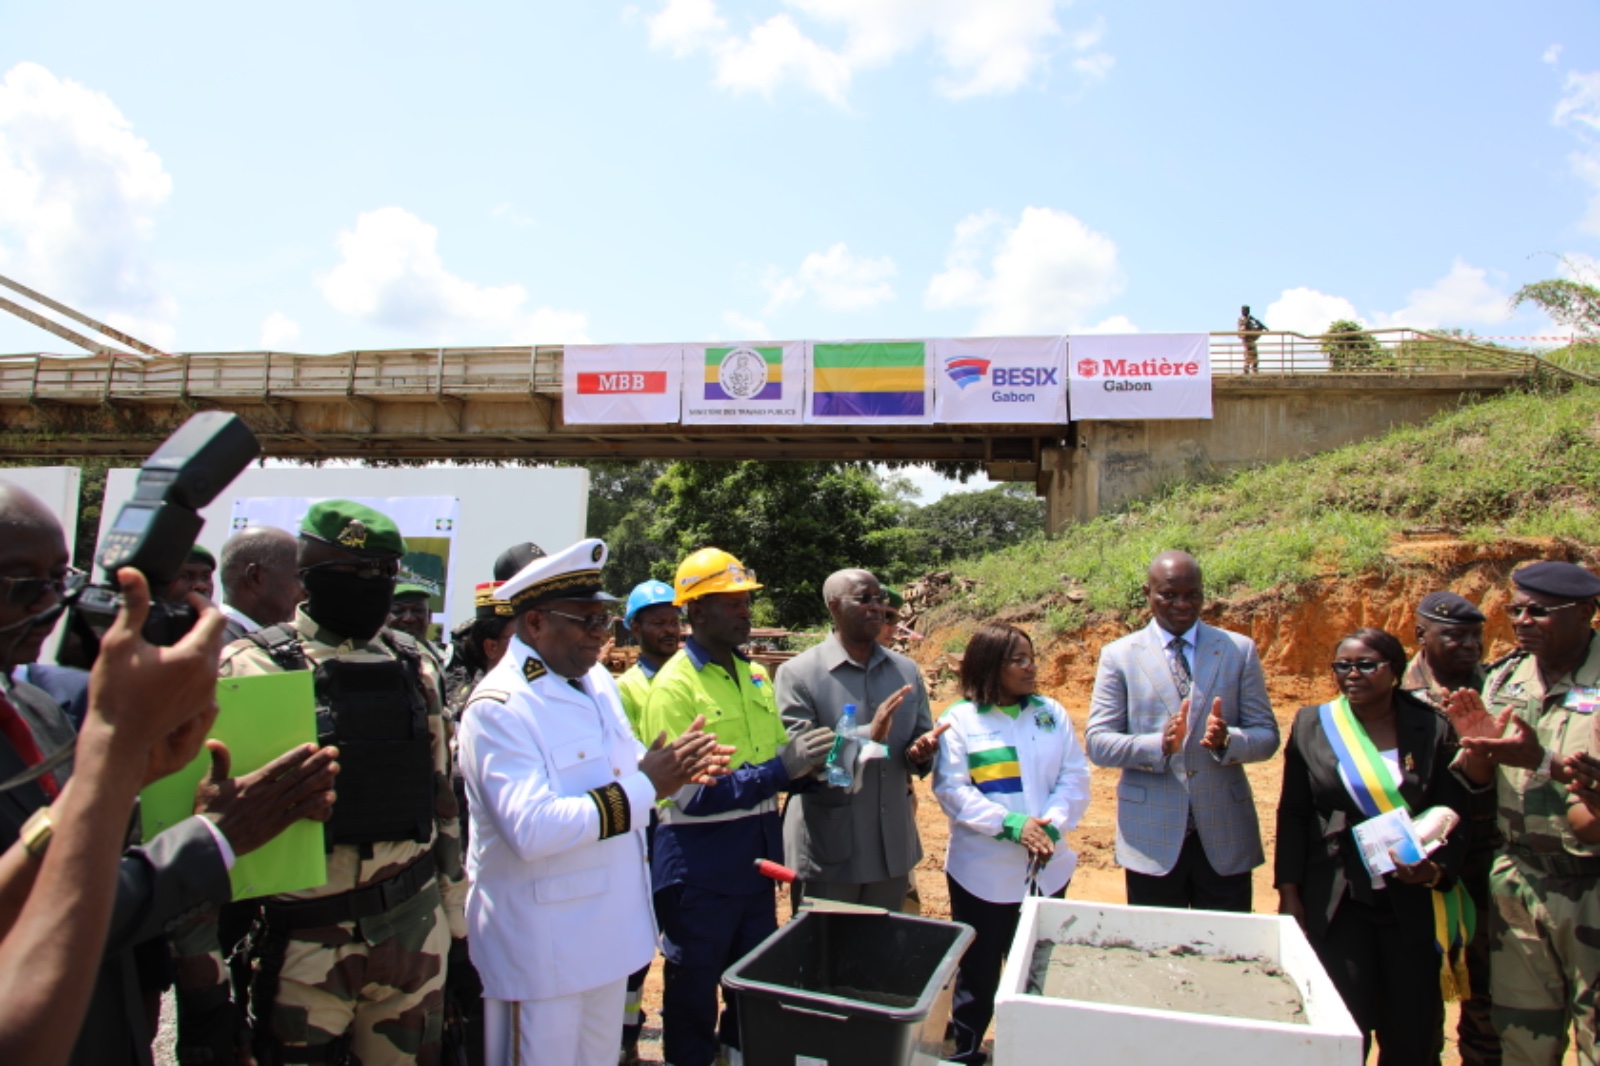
[{"xmin": 248, "ymin": 625, "xmax": 435, "ymax": 848}]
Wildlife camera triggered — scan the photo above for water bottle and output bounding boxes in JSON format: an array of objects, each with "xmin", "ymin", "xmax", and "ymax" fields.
[{"xmin": 824, "ymin": 703, "xmax": 857, "ymax": 788}]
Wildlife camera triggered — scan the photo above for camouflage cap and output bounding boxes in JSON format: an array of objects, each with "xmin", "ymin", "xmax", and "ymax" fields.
[
  {"xmin": 298, "ymin": 499, "xmax": 406, "ymax": 557},
  {"xmin": 393, "ymin": 582, "xmax": 432, "ymax": 601}
]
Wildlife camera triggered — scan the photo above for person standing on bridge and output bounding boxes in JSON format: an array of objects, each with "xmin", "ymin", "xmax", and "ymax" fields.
[
  {"xmin": 1085, "ymin": 550, "xmax": 1279, "ymax": 911},
  {"xmin": 1238, "ymin": 305, "xmax": 1267, "ymax": 374}
]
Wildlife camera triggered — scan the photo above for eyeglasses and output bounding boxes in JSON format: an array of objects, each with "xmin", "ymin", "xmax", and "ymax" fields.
[
  {"xmin": 1504, "ymin": 601, "xmax": 1584, "ymax": 621},
  {"xmin": 1331, "ymin": 659, "xmax": 1387, "ymax": 676},
  {"xmin": 1006, "ymin": 655, "xmax": 1036, "ymax": 668},
  {"xmin": 538, "ymin": 608, "xmax": 616, "ymax": 634},
  {"xmin": 1, "ymin": 568, "xmax": 86, "ymax": 608},
  {"xmin": 299, "ymin": 558, "xmax": 400, "ymax": 581}
]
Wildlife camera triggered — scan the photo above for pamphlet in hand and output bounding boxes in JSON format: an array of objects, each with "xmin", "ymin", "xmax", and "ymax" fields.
[{"xmin": 1351, "ymin": 807, "xmax": 1425, "ymax": 879}]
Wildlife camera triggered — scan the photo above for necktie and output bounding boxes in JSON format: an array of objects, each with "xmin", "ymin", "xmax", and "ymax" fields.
[
  {"xmin": 0, "ymin": 686, "xmax": 58, "ymax": 800},
  {"xmin": 1166, "ymin": 636, "xmax": 1192, "ymax": 700}
]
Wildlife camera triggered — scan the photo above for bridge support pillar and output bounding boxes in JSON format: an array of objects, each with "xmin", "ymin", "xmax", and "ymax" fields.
[{"xmin": 1039, "ymin": 434, "xmax": 1097, "ymax": 533}]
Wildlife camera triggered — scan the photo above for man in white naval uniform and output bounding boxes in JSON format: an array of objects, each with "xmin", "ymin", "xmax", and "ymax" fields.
[{"xmin": 457, "ymin": 538, "xmax": 728, "ymax": 1066}]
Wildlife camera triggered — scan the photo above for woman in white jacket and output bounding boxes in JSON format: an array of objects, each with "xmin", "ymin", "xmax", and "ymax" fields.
[{"xmin": 933, "ymin": 622, "xmax": 1091, "ymax": 1066}]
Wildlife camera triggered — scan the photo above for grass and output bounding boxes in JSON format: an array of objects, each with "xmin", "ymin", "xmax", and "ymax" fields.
[{"xmin": 934, "ymin": 382, "xmax": 1600, "ymax": 635}]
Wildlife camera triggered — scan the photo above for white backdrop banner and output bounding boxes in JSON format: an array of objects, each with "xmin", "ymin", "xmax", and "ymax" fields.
[
  {"xmin": 563, "ymin": 343, "xmax": 682, "ymax": 424},
  {"xmin": 228, "ymin": 496, "xmax": 460, "ymax": 641},
  {"xmin": 681, "ymin": 342, "xmax": 806, "ymax": 424},
  {"xmin": 1068, "ymin": 333, "xmax": 1213, "ymax": 420},
  {"xmin": 932, "ymin": 336, "xmax": 1068, "ymax": 424}
]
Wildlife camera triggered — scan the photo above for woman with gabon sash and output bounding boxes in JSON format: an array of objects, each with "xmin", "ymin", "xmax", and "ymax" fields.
[{"xmin": 1275, "ymin": 628, "xmax": 1474, "ymax": 1065}]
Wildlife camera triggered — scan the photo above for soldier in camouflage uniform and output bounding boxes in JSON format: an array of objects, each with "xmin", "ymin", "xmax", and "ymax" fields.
[
  {"xmin": 221, "ymin": 500, "xmax": 468, "ymax": 1065},
  {"xmin": 1447, "ymin": 562, "xmax": 1600, "ymax": 1066},
  {"xmin": 1403, "ymin": 591, "xmax": 1500, "ymax": 1066}
]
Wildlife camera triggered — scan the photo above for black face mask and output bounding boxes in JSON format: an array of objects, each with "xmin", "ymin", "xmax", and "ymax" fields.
[{"xmin": 302, "ymin": 570, "xmax": 394, "ymax": 642}]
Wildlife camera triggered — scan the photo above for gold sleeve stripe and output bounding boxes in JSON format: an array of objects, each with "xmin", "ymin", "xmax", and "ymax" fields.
[{"xmin": 587, "ymin": 781, "xmax": 632, "ymax": 840}]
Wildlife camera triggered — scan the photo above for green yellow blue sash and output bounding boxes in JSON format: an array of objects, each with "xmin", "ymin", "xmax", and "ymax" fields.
[{"xmin": 1317, "ymin": 697, "xmax": 1475, "ymax": 1000}]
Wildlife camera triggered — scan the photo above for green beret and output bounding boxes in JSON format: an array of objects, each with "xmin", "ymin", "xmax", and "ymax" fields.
[
  {"xmin": 393, "ymin": 583, "xmax": 432, "ymax": 601},
  {"xmin": 299, "ymin": 499, "xmax": 406, "ymax": 557},
  {"xmin": 187, "ymin": 545, "xmax": 216, "ymax": 570}
]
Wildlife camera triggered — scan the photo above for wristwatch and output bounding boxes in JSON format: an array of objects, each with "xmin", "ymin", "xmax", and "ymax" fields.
[
  {"xmin": 1529, "ymin": 746, "xmax": 1555, "ymax": 786},
  {"xmin": 20, "ymin": 806, "xmax": 53, "ymax": 858}
]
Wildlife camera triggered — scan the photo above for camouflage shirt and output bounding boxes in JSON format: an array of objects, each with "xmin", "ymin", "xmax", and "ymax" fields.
[
  {"xmin": 1482, "ymin": 634, "xmax": 1600, "ymax": 860},
  {"xmin": 219, "ymin": 606, "xmax": 468, "ymax": 937}
]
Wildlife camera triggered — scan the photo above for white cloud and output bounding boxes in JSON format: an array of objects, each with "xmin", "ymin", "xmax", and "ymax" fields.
[
  {"xmin": 319, "ymin": 207, "xmax": 590, "ymax": 344},
  {"xmin": 1262, "ymin": 288, "xmax": 1364, "ymax": 336},
  {"xmin": 1554, "ymin": 69, "xmax": 1600, "ymax": 235},
  {"xmin": 1370, "ymin": 259, "xmax": 1511, "ymax": 330},
  {"xmin": 1544, "ymin": 44, "xmax": 1564, "ymax": 66},
  {"xmin": 259, "ymin": 311, "xmax": 301, "ymax": 348},
  {"xmin": 1077, "ymin": 314, "xmax": 1138, "ymax": 334},
  {"xmin": 721, "ymin": 309, "xmax": 772, "ymax": 339},
  {"xmin": 764, "ymin": 242, "xmax": 897, "ymax": 313},
  {"xmin": 0, "ymin": 62, "xmax": 177, "ymax": 349},
  {"xmin": 924, "ymin": 207, "xmax": 1124, "ymax": 333},
  {"xmin": 645, "ymin": 0, "xmax": 1104, "ymax": 105}
]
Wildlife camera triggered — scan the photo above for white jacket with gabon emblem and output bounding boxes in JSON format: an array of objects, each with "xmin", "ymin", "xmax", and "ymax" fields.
[{"xmin": 457, "ymin": 634, "xmax": 658, "ymax": 1001}]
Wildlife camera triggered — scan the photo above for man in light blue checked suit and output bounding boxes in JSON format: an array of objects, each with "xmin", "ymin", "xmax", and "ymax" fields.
[{"xmin": 1086, "ymin": 550, "xmax": 1279, "ymax": 911}]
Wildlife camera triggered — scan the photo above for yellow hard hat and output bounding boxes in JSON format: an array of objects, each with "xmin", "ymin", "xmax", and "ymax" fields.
[{"xmin": 673, "ymin": 547, "xmax": 763, "ymax": 605}]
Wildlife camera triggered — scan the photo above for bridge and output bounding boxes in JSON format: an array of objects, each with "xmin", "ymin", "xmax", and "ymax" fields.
[{"xmin": 0, "ymin": 309, "xmax": 1583, "ymax": 530}]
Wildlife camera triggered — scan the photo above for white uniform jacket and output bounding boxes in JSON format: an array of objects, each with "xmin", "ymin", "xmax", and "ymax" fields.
[
  {"xmin": 932, "ymin": 695, "xmax": 1091, "ymax": 903},
  {"xmin": 457, "ymin": 634, "xmax": 657, "ymax": 1001}
]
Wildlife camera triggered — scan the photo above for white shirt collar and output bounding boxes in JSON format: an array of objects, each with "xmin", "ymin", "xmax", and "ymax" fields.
[
  {"xmin": 1146, "ymin": 617, "xmax": 1198, "ymax": 649},
  {"xmin": 220, "ymin": 603, "xmax": 263, "ymax": 634}
]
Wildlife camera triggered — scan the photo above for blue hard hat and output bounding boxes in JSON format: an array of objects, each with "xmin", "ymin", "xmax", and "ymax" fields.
[{"xmin": 624, "ymin": 580, "xmax": 677, "ymax": 628}]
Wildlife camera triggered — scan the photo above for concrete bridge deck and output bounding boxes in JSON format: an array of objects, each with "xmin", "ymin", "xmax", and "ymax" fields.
[{"xmin": 0, "ymin": 330, "xmax": 1580, "ymax": 528}]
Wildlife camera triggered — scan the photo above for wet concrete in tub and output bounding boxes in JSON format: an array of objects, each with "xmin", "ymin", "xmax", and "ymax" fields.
[{"xmin": 1028, "ymin": 941, "xmax": 1307, "ymax": 1025}]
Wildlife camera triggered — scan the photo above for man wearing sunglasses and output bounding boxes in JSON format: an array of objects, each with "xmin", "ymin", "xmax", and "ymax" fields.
[
  {"xmin": 219, "ymin": 499, "xmax": 466, "ymax": 1066},
  {"xmin": 1447, "ymin": 561, "xmax": 1600, "ymax": 1066},
  {"xmin": 456, "ymin": 538, "xmax": 728, "ymax": 1066}
]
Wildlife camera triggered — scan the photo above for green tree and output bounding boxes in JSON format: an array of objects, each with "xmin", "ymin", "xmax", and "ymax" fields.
[
  {"xmin": 649, "ymin": 460, "xmax": 900, "ymax": 628},
  {"xmin": 1512, "ymin": 277, "xmax": 1600, "ymax": 340},
  {"xmin": 1321, "ymin": 319, "xmax": 1390, "ymax": 371},
  {"xmin": 905, "ymin": 483, "xmax": 1045, "ymax": 566}
]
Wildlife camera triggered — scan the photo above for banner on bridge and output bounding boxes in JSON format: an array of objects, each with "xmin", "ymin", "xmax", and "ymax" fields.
[
  {"xmin": 681, "ymin": 342, "xmax": 806, "ymax": 424},
  {"xmin": 932, "ymin": 336, "xmax": 1069, "ymax": 424},
  {"xmin": 562, "ymin": 343, "xmax": 682, "ymax": 424},
  {"xmin": 803, "ymin": 340, "xmax": 934, "ymax": 425},
  {"xmin": 1068, "ymin": 333, "xmax": 1212, "ymax": 421}
]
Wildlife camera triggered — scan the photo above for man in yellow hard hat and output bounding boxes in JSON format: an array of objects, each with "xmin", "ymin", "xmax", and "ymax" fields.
[{"xmin": 640, "ymin": 548, "xmax": 835, "ymax": 1066}]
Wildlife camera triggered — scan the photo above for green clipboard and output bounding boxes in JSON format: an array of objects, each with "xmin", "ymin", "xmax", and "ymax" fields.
[{"xmin": 139, "ymin": 671, "xmax": 328, "ymax": 900}]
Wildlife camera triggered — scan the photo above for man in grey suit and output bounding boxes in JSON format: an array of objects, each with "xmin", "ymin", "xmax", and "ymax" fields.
[
  {"xmin": 1086, "ymin": 550, "xmax": 1279, "ymax": 911},
  {"xmin": 776, "ymin": 568, "xmax": 944, "ymax": 911}
]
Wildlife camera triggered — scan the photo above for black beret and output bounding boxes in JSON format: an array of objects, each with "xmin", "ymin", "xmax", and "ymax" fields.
[
  {"xmin": 1511, "ymin": 561, "xmax": 1600, "ymax": 601},
  {"xmin": 1417, "ymin": 591, "xmax": 1486, "ymax": 625},
  {"xmin": 493, "ymin": 542, "xmax": 548, "ymax": 582}
]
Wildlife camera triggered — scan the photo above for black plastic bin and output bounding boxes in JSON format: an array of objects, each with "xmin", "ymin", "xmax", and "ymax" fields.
[{"xmin": 722, "ymin": 910, "xmax": 974, "ymax": 1066}]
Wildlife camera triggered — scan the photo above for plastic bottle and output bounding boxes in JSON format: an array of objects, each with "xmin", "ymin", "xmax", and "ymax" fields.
[{"xmin": 824, "ymin": 703, "xmax": 857, "ymax": 788}]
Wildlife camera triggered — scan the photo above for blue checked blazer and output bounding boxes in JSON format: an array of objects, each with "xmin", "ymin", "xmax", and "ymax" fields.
[{"xmin": 1085, "ymin": 621, "xmax": 1280, "ymax": 878}]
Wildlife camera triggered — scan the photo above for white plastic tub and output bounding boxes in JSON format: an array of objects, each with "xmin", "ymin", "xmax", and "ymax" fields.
[{"xmin": 994, "ymin": 899, "xmax": 1363, "ymax": 1066}]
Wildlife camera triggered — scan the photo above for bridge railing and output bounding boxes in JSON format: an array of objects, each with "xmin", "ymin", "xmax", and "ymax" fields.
[
  {"xmin": 0, "ymin": 330, "xmax": 1582, "ymax": 404},
  {"xmin": 1207, "ymin": 328, "xmax": 1563, "ymax": 376}
]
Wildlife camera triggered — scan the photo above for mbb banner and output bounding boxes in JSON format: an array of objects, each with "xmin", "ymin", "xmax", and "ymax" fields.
[
  {"xmin": 562, "ymin": 343, "xmax": 682, "ymax": 424},
  {"xmin": 681, "ymin": 342, "xmax": 806, "ymax": 424},
  {"xmin": 932, "ymin": 336, "xmax": 1068, "ymax": 424},
  {"xmin": 1068, "ymin": 333, "xmax": 1212, "ymax": 420}
]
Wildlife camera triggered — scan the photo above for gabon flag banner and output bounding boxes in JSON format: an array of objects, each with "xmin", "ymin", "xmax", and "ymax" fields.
[
  {"xmin": 804, "ymin": 340, "xmax": 934, "ymax": 424},
  {"xmin": 562, "ymin": 343, "xmax": 682, "ymax": 424}
]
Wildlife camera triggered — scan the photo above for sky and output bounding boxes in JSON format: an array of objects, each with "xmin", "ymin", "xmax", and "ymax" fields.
[{"xmin": 2, "ymin": 2, "xmax": 1599, "ymax": 500}]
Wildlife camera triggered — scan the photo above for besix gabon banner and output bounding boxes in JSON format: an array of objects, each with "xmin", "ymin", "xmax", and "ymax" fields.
[{"xmin": 932, "ymin": 336, "xmax": 1069, "ymax": 424}]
